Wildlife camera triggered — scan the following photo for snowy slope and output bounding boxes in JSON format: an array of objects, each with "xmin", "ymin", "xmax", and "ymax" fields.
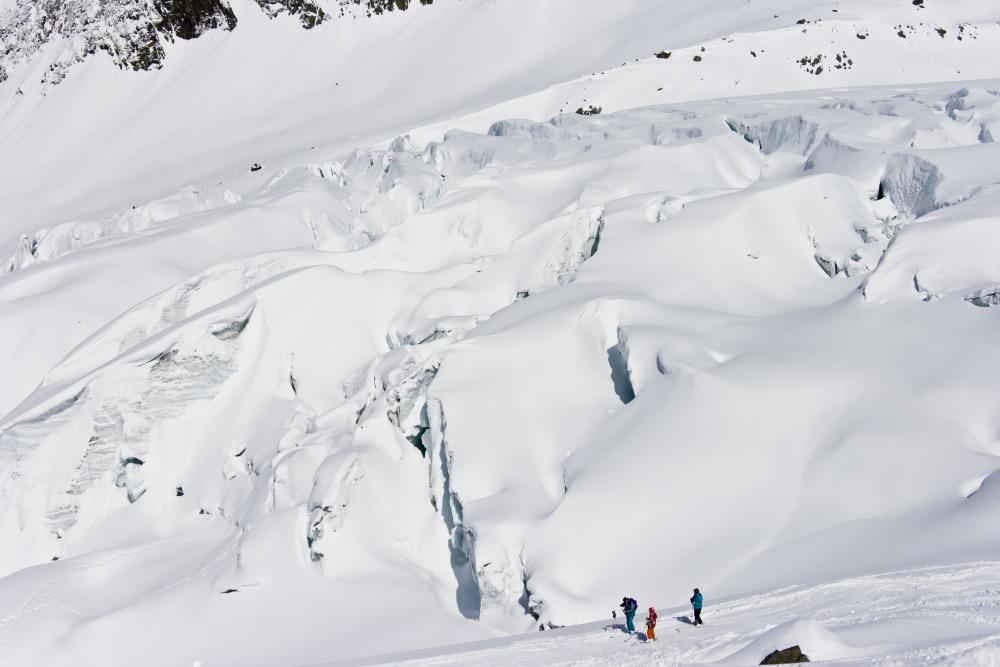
[
  {"xmin": 1, "ymin": 1, "xmax": 1000, "ymax": 666},
  {"xmin": 340, "ymin": 562, "xmax": 1000, "ymax": 666},
  {"xmin": 2, "ymin": 78, "xmax": 1000, "ymax": 665},
  {"xmin": 2, "ymin": 0, "xmax": 999, "ymax": 241}
]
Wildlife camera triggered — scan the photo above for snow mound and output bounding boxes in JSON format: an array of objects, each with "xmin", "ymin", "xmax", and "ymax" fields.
[{"xmin": 716, "ymin": 619, "xmax": 852, "ymax": 664}]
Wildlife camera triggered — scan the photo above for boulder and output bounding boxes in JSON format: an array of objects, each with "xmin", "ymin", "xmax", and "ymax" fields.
[{"xmin": 761, "ymin": 646, "xmax": 810, "ymax": 664}]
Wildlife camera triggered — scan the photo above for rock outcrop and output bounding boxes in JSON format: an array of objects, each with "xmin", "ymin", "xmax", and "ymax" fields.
[
  {"xmin": 761, "ymin": 646, "xmax": 811, "ymax": 664},
  {"xmin": 0, "ymin": 0, "xmax": 434, "ymax": 86}
]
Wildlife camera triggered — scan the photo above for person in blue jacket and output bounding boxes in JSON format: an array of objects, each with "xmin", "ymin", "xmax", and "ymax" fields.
[
  {"xmin": 619, "ymin": 596, "xmax": 638, "ymax": 633},
  {"xmin": 691, "ymin": 588, "xmax": 704, "ymax": 626}
]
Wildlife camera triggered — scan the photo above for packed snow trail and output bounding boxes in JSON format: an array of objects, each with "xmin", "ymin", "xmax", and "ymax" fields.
[{"xmin": 336, "ymin": 562, "xmax": 1000, "ymax": 666}]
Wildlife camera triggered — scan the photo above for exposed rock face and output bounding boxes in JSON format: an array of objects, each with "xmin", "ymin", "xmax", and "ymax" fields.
[
  {"xmin": 761, "ymin": 645, "xmax": 811, "ymax": 664},
  {"xmin": 254, "ymin": 0, "xmax": 325, "ymax": 28},
  {"xmin": 160, "ymin": 0, "xmax": 238, "ymax": 40},
  {"xmin": 0, "ymin": 0, "xmax": 434, "ymax": 85},
  {"xmin": 353, "ymin": 0, "xmax": 434, "ymax": 15},
  {"xmin": 0, "ymin": 0, "xmax": 238, "ymax": 83}
]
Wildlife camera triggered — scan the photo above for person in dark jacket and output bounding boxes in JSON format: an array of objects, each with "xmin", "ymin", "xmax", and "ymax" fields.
[
  {"xmin": 691, "ymin": 588, "xmax": 704, "ymax": 626},
  {"xmin": 620, "ymin": 596, "xmax": 638, "ymax": 633}
]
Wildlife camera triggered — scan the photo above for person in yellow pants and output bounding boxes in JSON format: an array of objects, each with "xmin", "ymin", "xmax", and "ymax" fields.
[{"xmin": 646, "ymin": 607, "xmax": 658, "ymax": 640}]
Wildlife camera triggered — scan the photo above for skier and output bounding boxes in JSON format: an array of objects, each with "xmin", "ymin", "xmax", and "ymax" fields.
[
  {"xmin": 619, "ymin": 596, "xmax": 638, "ymax": 633},
  {"xmin": 646, "ymin": 607, "xmax": 658, "ymax": 640},
  {"xmin": 691, "ymin": 588, "xmax": 704, "ymax": 626}
]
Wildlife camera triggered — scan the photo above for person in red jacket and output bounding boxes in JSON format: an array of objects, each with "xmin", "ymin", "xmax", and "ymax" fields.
[{"xmin": 646, "ymin": 607, "xmax": 658, "ymax": 640}]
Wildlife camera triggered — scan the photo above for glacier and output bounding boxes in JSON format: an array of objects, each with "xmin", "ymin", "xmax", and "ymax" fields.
[{"xmin": 1, "ymin": 0, "xmax": 1000, "ymax": 665}]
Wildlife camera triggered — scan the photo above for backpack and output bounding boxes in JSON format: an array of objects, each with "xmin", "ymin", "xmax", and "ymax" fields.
[{"xmin": 628, "ymin": 598, "xmax": 637, "ymax": 613}]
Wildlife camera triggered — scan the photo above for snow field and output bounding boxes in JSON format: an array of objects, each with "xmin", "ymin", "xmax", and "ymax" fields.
[
  {"xmin": 356, "ymin": 562, "xmax": 1000, "ymax": 666},
  {"xmin": 1, "ymin": 78, "xmax": 1000, "ymax": 664}
]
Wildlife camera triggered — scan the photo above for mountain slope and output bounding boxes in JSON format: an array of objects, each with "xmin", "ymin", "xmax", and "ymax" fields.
[
  {"xmin": 1, "ymin": 1, "xmax": 1000, "ymax": 665},
  {"xmin": 339, "ymin": 562, "xmax": 1000, "ymax": 666},
  {"xmin": 2, "ymin": 0, "xmax": 997, "ymax": 244},
  {"xmin": 0, "ymin": 0, "xmax": 238, "ymax": 86},
  {"xmin": 0, "ymin": 0, "xmax": 431, "ymax": 86},
  {"xmin": 2, "ymin": 76, "xmax": 1000, "ymax": 664}
]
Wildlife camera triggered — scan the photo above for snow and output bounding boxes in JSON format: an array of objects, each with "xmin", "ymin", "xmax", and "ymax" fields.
[
  {"xmin": 2, "ymin": 0, "xmax": 999, "ymax": 237},
  {"xmin": 331, "ymin": 562, "xmax": 1000, "ymax": 666},
  {"xmin": 1, "ymin": 0, "xmax": 1000, "ymax": 665}
]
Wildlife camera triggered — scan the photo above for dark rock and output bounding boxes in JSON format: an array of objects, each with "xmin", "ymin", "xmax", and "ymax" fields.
[
  {"xmin": 0, "ymin": 0, "xmax": 436, "ymax": 86},
  {"xmin": 693, "ymin": 55, "xmax": 702, "ymax": 62},
  {"xmin": 1, "ymin": 0, "xmax": 240, "ymax": 77},
  {"xmin": 761, "ymin": 646, "xmax": 811, "ymax": 664},
  {"xmin": 157, "ymin": 0, "xmax": 237, "ymax": 41},
  {"xmin": 255, "ymin": 0, "xmax": 432, "ymax": 27},
  {"xmin": 655, "ymin": 51, "xmax": 671, "ymax": 59},
  {"xmin": 253, "ymin": 0, "xmax": 325, "ymax": 28},
  {"xmin": 364, "ymin": 0, "xmax": 433, "ymax": 13}
]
